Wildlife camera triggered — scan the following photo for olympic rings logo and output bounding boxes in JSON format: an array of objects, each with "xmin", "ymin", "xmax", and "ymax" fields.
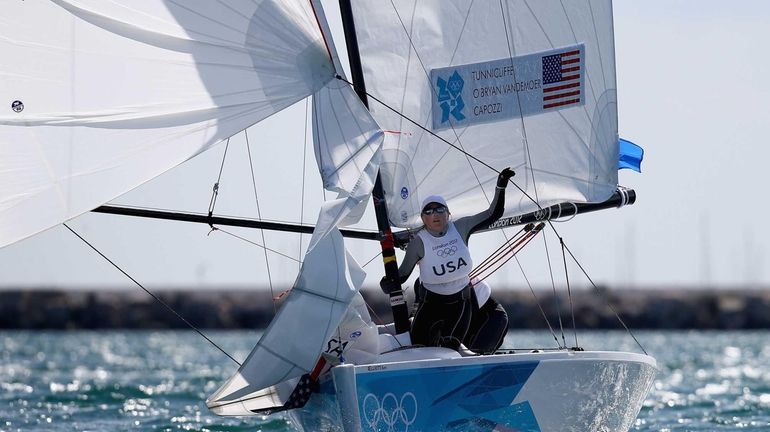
[
  {"xmin": 362, "ymin": 392, "xmax": 418, "ymax": 431},
  {"xmin": 435, "ymin": 245, "xmax": 457, "ymax": 258}
]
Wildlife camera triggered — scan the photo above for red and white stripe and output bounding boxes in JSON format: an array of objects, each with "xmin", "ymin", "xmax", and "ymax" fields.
[{"xmin": 542, "ymin": 49, "xmax": 582, "ymax": 110}]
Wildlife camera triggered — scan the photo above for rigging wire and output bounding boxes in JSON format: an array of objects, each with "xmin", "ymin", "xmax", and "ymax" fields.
[
  {"xmin": 560, "ymin": 239, "xmax": 648, "ymax": 355},
  {"xmin": 561, "ymin": 236, "xmax": 579, "ymax": 349},
  {"xmin": 543, "ymin": 229, "xmax": 567, "ymax": 348},
  {"xmin": 498, "ymin": 0, "xmax": 569, "ymax": 349},
  {"xmin": 514, "ymin": 255, "xmax": 560, "ymax": 348},
  {"xmin": 299, "ymin": 97, "xmax": 310, "ymax": 271},
  {"xmin": 209, "ymin": 227, "xmax": 301, "ymax": 263},
  {"xmin": 362, "ymin": 251, "xmax": 384, "ymax": 268},
  {"xmin": 244, "ymin": 129, "xmax": 277, "ymax": 315},
  {"xmin": 63, "ymin": 223, "xmax": 241, "ymax": 367}
]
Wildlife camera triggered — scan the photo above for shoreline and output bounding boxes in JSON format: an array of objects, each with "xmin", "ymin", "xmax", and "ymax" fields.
[{"xmin": 1, "ymin": 287, "xmax": 768, "ymax": 329}]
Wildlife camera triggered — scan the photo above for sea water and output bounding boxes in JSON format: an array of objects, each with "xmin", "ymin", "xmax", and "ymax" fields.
[{"xmin": 1, "ymin": 330, "xmax": 768, "ymax": 431}]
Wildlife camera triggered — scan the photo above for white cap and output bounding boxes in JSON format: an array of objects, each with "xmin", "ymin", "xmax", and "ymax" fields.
[{"xmin": 421, "ymin": 195, "xmax": 447, "ymax": 211}]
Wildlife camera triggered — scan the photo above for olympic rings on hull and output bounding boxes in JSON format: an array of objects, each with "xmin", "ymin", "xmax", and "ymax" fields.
[{"xmin": 362, "ymin": 392, "xmax": 418, "ymax": 431}]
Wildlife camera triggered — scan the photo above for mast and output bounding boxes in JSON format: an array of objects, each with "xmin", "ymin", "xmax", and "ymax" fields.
[{"xmin": 339, "ymin": 0, "xmax": 410, "ymax": 334}]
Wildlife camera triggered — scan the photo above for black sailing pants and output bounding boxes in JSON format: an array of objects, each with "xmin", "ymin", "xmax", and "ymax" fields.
[
  {"xmin": 463, "ymin": 294, "xmax": 508, "ymax": 354},
  {"xmin": 410, "ymin": 284, "xmax": 472, "ymax": 350}
]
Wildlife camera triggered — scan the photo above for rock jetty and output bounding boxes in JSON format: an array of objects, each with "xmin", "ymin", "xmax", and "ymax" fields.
[{"xmin": 1, "ymin": 287, "xmax": 768, "ymax": 330}]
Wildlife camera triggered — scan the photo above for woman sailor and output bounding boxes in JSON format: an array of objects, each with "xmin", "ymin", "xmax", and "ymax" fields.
[{"xmin": 381, "ymin": 168, "xmax": 514, "ymax": 350}]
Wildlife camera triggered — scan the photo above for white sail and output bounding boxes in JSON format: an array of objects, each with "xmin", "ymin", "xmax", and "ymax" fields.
[
  {"xmin": 206, "ymin": 58, "xmax": 384, "ymax": 414},
  {"xmin": 203, "ymin": 0, "xmax": 385, "ymax": 415},
  {"xmin": 206, "ymin": 227, "xmax": 366, "ymax": 416},
  {"xmin": 350, "ymin": 0, "xmax": 619, "ymax": 227},
  {"xmin": 0, "ymin": 0, "xmax": 335, "ymax": 248},
  {"xmin": 309, "ymin": 79, "xmax": 384, "ymax": 249}
]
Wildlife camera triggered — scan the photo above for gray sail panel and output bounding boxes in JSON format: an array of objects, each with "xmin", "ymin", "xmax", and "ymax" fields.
[
  {"xmin": 350, "ymin": 0, "xmax": 618, "ymax": 227},
  {"xmin": 206, "ymin": 228, "xmax": 366, "ymax": 416},
  {"xmin": 0, "ymin": 0, "xmax": 334, "ymax": 248}
]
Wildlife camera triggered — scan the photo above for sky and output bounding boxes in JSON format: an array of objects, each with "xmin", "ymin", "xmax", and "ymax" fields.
[{"xmin": 1, "ymin": 0, "xmax": 768, "ymax": 291}]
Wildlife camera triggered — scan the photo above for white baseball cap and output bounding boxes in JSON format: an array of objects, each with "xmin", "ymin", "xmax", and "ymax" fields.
[{"xmin": 421, "ymin": 195, "xmax": 447, "ymax": 212}]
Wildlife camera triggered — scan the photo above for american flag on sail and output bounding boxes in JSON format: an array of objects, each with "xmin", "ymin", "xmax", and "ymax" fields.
[{"xmin": 542, "ymin": 48, "xmax": 582, "ymax": 110}]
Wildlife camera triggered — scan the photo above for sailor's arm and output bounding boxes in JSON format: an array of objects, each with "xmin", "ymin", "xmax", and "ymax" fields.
[{"xmin": 457, "ymin": 167, "xmax": 514, "ymax": 238}]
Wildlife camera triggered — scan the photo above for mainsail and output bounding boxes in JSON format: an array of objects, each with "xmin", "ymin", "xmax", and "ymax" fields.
[
  {"xmin": 350, "ymin": 0, "xmax": 619, "ymax": 227},
  {"xmin": 0, "ymin": 0, "xmax": 335, "ymax": 248}
]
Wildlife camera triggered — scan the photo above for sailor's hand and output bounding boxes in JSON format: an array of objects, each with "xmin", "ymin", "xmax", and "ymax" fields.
[
  {"xmin": 497, "ymin": 167, "xmax": 515, "ymax": 188},
  {"xmin": 379, "ymin": 276, "xmax": 401, "ymax": 295}
]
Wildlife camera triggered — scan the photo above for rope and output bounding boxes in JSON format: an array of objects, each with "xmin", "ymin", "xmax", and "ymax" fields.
[
  {"xmin": 244, "ymin": 129, "xmax": 277, "ymax": 315},
  {"xmin": 470, "ymin": 225, "xmax": 541, "ymax": 284},
  {"xmin": 63, "ymin": 223, "xmax": 241, "ymax": 366},
  {"xmin": 469, "ymin": 226, "xmax": 527, "ymax": 279}
]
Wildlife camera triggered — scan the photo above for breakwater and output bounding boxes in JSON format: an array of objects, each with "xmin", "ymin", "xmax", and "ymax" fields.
[{"xmin": 1, "ymin": 287, "xmax": 768, "ymax": 329}]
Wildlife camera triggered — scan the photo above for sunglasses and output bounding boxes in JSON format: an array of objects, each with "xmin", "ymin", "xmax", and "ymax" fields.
[{"xmin": 422, "ymin": 206, "xmax": 447, "ymax": 215}]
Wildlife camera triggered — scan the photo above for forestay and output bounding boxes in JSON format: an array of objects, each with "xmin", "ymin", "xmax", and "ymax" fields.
[
  {"xmin": 350, "ymin": 0, "xmax": 619, "ymax": 227},
  {"xmin": 0, "ymin": 0, "xmax": 334, "ymax": 248}
]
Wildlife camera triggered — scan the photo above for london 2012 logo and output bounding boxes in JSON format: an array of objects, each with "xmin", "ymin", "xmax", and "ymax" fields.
[
  {"xmin": 436, "ymin": 71, "xmax": 465, "ymax": 124},
  {"xmin": 362, "ymin": 392, "xmax": 417, "ymax": 431}
]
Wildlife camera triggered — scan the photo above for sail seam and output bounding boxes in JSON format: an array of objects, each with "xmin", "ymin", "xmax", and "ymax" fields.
[
  {"xmin": 386, "ymin": 1, "xmax": 492, "ymax": 206},
  {"xmin": 517, "ymin": 1, "xmax": 609, "ymax": 181},
  {"xmin": 292, "ymin": 285, "xmax": 349, "ymax": 305},
  {"xmin": 316, "ymin": 85, "xmax": 380, "ymax": 183}
]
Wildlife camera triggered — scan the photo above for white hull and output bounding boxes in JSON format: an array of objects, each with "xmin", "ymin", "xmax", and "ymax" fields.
[{"xmin": 289, "ymin": 349, "xmax": 656, "ymax": 432}]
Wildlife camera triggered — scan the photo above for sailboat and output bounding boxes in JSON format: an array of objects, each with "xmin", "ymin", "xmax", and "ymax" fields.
[{"xmin": 1, "ymin": 1, "xmax": 654, "ymax": 431}]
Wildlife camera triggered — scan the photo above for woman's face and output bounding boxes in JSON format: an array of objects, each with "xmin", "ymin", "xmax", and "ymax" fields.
[{"xmin": 421, "ymin": 204, "xmax": 449, "ymax": 233}]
